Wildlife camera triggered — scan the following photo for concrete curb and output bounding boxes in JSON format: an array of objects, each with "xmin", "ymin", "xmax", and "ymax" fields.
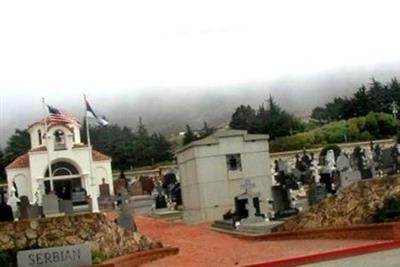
[{"xmin": 243, "ymin": 239, "xmax": 400, "ymax": 267}]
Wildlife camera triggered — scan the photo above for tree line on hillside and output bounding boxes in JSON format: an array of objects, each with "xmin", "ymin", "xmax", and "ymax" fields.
[
  {"xmin": 229, "ymin": 96, "xmax": 304, "ymax": 139},
  {"xmin": 183, "ymin": 121, "xmax": 215, "ymax": 145},
  {"xmin": 0, "ymin": 119, "xmax": 174, "ymax": 180},
  {"xmin": 312, "ymin": 78, "xmax": 400, "ymax": 122}
]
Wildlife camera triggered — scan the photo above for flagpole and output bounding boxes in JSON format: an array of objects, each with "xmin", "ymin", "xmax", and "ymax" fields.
[
  {"xmin": 84, "ymin": 95, "xmax": 95, "ymax": 186},
  {"xmin": 42, "ymin": 98, "xmax": 54, "ymax": 192},
  {"xmin": 84, "ymin": 94, "xmax": 99, "ymax": 212}
]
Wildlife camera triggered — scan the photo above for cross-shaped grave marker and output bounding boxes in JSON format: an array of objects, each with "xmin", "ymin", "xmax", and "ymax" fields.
[
  {"xmin": 237, "ymin": 179, "xmax": 264, "ymax": 224},
  {"xmin": 115, "ymin": 188, "xmax": 137, "ymax": 232}
]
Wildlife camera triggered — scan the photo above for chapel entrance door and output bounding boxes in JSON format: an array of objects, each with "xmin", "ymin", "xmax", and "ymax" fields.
[{"xmin": 45, "ymin": 178, "xmax": 82, "ymax": 200}]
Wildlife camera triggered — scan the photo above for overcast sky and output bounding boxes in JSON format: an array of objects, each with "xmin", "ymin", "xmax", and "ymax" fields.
[{"xmin": 1, "ymin": 0, "xmax": 400, "ymax": 145}]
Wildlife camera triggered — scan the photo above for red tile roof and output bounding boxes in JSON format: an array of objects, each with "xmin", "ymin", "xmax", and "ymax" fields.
[
  {"xmin": 92, "ymin": 150, "xmax": 111, "ymax": 161},
  {"xmin": 72, "ymin": 143, "xmax": 87, "ymax": 148},
  {"xmin": 6, "ymin": 147, "xmax": 111, "ymax": 170},
  {"xmin": 6, "ymin": 153, "xmax": 30, "ymax": 169},
  {"xmin": 30, "ymin": 146, "xmax": 47, "ymax": 152}
]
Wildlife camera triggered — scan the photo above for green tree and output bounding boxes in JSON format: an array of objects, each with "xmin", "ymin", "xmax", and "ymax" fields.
[
  {"xmin": 230, "ymin": 95, "xmax": 303, "ymax": 139},
  {"xmin": 199, "ymin": 121, "xmax": 215, "ymax": 138},
  {"xmin": 150, "ymin": 133, "xmax": 173, "ymax": 163},
  {"xmin": 4, "ymin": 129, "xmax": 30, "ymax": 165},
  {"xmin": 183, "ymin": 124, "xmax": 198, "ymax": 145},
  {"xmin": 229, "ymin": 105, "xmax": 256, "ymax": 130}
]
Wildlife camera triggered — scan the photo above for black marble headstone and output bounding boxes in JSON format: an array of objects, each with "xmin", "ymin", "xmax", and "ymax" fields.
[
  {"xmin": 0, "ymin": 188, "xmax": 13, "ymax": 222},
  {"xmin": 155, "ymin": 194, "xmax": 167, "ymax": 209},
  {"xmin": 234, "ymin": 196, "xmax": 262, "ymax": 221},
  {"xmin": 19, "ymin": 195, "xmax": 31, "ymax": 219}
]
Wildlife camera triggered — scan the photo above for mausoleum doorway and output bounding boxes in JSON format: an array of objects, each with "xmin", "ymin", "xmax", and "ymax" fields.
[{"xmin": 44, "ymin": 161, "xmax": 84, "ymax": 201}]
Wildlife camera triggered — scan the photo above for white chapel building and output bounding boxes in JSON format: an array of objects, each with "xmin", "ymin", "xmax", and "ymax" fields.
[
  {"xmin": 5, "ymin": 118, "xmax": 114, "ymax": 211},
  {"xmin": 176, "ymin": 129, "xmax": 272, "ymax": 223}
]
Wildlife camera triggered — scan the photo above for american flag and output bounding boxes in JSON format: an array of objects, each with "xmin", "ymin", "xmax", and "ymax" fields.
[{"xmin": 47, "ymin": 105, "xmax": 80, "ymax": 125}]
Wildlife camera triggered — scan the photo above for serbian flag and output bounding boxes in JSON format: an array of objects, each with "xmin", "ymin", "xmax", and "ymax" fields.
[
  {"xmin": 47, "ymin": 104, "xmax": 80, "ymax": 125},
  {"xmin": 85, "ymin": 98, "xmax": 109, "ymax": 126}
]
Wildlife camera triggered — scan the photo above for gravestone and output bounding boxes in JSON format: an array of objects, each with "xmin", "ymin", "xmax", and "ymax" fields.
[
  {"xmin": 59, "ymin": 199, "xmax": 74, "ymax": 214},
  {"xmin": 42, "ymin": 193, "xmax": 63, "ymax": 217},
  {"xmin": 128, "ymin": 180, "xmax": 144, "ymax": 196},
  {"xmin": 271, "ymin": 186, "xmax": 291, "ymax": 213},
  {"xmin": 308, "ymin": 183, "xmax": 327, "ymax": 206},
  {"xmin": 154, "ymin": 184, "xmax": 168, "ymax": 209},
  {"xmin": 98, "ymin": 178, "xmax": 113, "ymax": 210},
  {"xmin": 336, "ymin": 152, "xmax": 361, "ymax": 189},
  {"xmin": 141, "ymin": 176, "xmax": 155, "ymax": 194},
  {"xmin": 99, "ymin": 178, "xmax": 110, "ymax": 197},
  {"xmin": 17, "ymin": 244, "xmax": 91, "ymax": 267},
  {"xmin": 271, "ymin": 185, "xmax": 299, "ymax": 219},
  {"xmin": 113, "ymin": 178, "xmax": 128, "ymax": 194},
  {"xmin": 236, "ymin": 179, "xmax": 264, "ymax": 224},
  {"xmin": 116, "ymin": 188, "xmax": 137, "ymax": 232},
  {"xmin": 19, "ymin": 195, "xmax": 31, "ymax": 219},
  {"xmin": 0, "ymin": 187, "xmax": 13, "ymax": 222},
  {"xmin": 71, "ymin": 187, "xmax": 87, "ymax": 206}
]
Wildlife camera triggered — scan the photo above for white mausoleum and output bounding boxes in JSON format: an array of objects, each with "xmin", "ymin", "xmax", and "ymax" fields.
[
  {"xmin": 5, "ymin": 118, "xmax": 114, "ymax": 211},
  {"xmin": 176, "ymin": 129, "xmax": 272, "ymax": 223}
]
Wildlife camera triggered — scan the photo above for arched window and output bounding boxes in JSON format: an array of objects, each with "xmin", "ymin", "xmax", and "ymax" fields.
[
  {"xmin": 45, "ymin": 161, "xmax": 79, "ymax": 177},
  {"xmin": 38, "ymin": 130, "xmax": 42, "ymax": 145}
]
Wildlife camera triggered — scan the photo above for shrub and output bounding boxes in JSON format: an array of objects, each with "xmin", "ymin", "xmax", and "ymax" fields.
[
  {"xmin": 269, "ymin": 113, "xmax": 399, "ymax": 152},
  {"xmin": 373, "ymin": 197, "xmax": 400, "ymax": 223},
  {"xmin": 92, "ymin": 250, "xmax": 108, "ymax": 264},
  {"xmin": 0, "ymin": 250, "xmax": 17, "ymax": 267}
]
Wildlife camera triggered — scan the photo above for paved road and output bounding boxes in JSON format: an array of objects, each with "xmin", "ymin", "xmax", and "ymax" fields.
[{"xmin": 300, "ymin": 248, "xmax": 400, "ymax": 267}]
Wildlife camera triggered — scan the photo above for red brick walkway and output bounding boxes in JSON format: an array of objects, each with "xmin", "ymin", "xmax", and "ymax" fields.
[{"xmin": 136, "ymin": 216, "xmax": 380, "ymax": 267}]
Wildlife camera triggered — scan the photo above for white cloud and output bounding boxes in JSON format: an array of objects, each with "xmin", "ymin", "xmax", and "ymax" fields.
[{"xmin": 0, "ymin": 0, "xmax": 399, "ymax": 94}]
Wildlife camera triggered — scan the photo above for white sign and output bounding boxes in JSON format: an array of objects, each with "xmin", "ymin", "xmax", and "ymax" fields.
[{"xmin": 17, "ymin": 244, "xmax": 92, "ymax": 267}]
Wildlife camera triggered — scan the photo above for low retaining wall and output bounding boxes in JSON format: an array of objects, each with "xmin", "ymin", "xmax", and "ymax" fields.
[
  {"xmin": 244, "ymin": 240, "xmax": 400, "ymax": 267},
  {"xmin": 95, "ymin": 247, "xmax": 179, "ymax": 267},
  {"xmin": 245, "ymin": 222, "xmax": 400, "ymax": 241},
  {"xmin": 0, "ymin": 213, "xmax": 162, "ymax": 259}
]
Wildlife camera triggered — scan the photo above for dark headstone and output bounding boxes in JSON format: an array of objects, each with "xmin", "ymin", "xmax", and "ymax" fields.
[
  {"xmin": 271, "ymin": 186, "xmax": 291, "ymax": 212},
  {"xmin": 155, "ymin": 194, "xmax": 167, "ymax": 209},
  {"xmin": 320, "ymin": 173, "xmax": 335, "ymax": 193},
  {"xmin": 99, "ymin": 178, "xmax": 110, "ymax": 197},
  {"xmin": 71, "ymin": 188, "xmax": 87, "ymax": 206},
  {"xmin": 308, "ymin": 184, "xmax": 327, "ymax": 206},
  {"xmin": 19, "ymin": 195, "xmax": 31, "ymax": 219},
  {"xmin": 0, "ymin": 187, "xmax": 13, "ymax": 221},
  {"xmin": 271, "ymin": 185, "xmax": 299, "ymax": 219}
]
